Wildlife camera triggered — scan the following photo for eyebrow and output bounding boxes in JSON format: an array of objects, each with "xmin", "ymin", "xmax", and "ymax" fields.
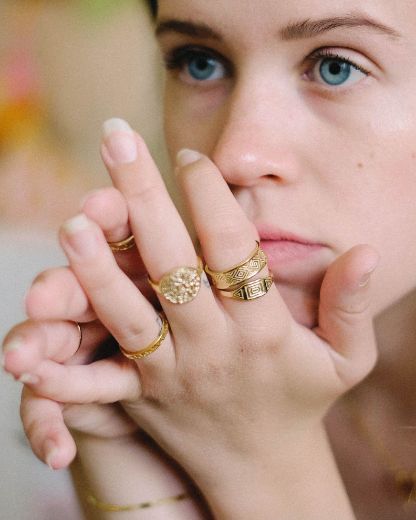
[
  {"xmin": 155, "ymin": 20, "xmax": 222, "ymax": 40},
  {"xmin": 280, "ymin": 15, "xmax": 401, "ymax": 40},
  {"xmin": 156, "ymin": 15, "xmax": 402, "ymax": 42}
]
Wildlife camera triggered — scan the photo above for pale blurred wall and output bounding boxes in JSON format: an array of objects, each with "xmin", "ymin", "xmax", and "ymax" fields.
[
  {"xmin": 34, "ymin": 0, "xmax": 169, "ymax": 185},
  {"xmin": 0, "ymin": 0, "xmax": 172, "ymax": 231}
]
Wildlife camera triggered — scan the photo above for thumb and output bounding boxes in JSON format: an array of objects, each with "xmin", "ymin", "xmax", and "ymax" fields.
[{"xmin": 315, "ymin": 244, "xmax": 380, "ymax": 386}]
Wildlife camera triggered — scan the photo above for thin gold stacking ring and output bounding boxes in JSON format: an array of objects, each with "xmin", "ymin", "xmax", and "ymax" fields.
[
  {"xmin": 108, "ymin": 234, "xmax": 136, "ymax": 252},
  {"xmin": 119, "ymin": 313, "xmax": 169, "ymax": 360},
  {"xmin": 204, "ymin": 241, "xmax": 267, "ymax": 290}
]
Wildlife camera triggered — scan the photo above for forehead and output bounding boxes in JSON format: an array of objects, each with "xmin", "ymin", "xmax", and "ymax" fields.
[{"xmin": 157, "ymin": 0, "xmax": 415, "ymax": 42}]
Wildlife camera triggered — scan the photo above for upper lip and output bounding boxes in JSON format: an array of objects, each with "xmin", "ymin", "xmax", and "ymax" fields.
[{"xmin": 255, "ymin": 224, "xmax": 324, "ymax": 246}]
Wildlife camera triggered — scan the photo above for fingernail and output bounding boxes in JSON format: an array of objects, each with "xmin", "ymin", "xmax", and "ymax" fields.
[
  {"xmin": 102, "ymin": 118, "xmax": 137, "ymax": 165},
  {"xmin": 18, "ymin": 373, "xmax": 40, "ymax": 385},
  {"xmin": 62, "ymin": 214, "xmax": 98, "ymax": 257},
  {"xmin": 44, "ymin": 439, "xmax": 59, "ymax": 470},
  {"xmin": 176, "ymin": 148, "xmax": 202, "ymax": 168},
  {"xmin": 3, "ymin": 336, "xmax": 23, "ymax": 354},
  {"xmin": 358, "ymin": 265, "xmax": 377, "ymax": 287}
]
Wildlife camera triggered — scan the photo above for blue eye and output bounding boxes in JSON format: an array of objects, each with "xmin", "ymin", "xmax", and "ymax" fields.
[
  {"xmin": 319, "ymin": 59, "xmax": 352, "ymax": 85},
  {"xmin": 164, "ymin": 46, "xmax": 228, "ymax": 84},
  {"xmin": 311, "ymin": 54, "xmax": 368, "ymax": 87},
  {"xmin": 185, "ymin": 53, "xmax": 226, "ymax": 81},
  {"xmin": 186, "ymin": 54, "xmax": 224, "ymax": 81}
]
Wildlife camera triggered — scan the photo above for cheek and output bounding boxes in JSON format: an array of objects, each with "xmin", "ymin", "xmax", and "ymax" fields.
[{"xmin": 164, "ymin": 80, "xmax": 229, "ymax": 159}]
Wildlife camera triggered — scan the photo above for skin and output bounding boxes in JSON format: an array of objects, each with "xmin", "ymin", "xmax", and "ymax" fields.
[{"xmin": 3, "ymin": 0, "xmax": 416, "ymax": 517}]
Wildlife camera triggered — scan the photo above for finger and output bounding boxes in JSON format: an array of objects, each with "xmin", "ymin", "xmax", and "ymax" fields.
[
  {"xmin": 59, "ymin": 214, "xmax": 174, "ymax": 370},
  {"xmin": 176, "ymin": 149, "xmax": 292, "ymax": 326},
  {"xmin": 315, "ymin": 244, "xmax": 380, "ymax": 385},
  {"xmin": 25, "ymin": 267, "xmax": 96, "ymax": 322},
  {"xmin": 25, "ymin": 265, "xmax": 160, "ymax": 324},
  {"xmin": 20, "ymin": 355, "xmax": 140, "ymax": 404},
  {"xmin": 20, "ymin": 387, "xmax": 76, "ymax": 470},
  {"xmin": 100, "ymin": 119, "xmax": 220, "ymax": 334},
  {"xmin": 2, "ymin": 319, "xmax": 108, "ymax": 380},
  {"xmin": 81, "ymin": 186, "xmax": 144, "ymax": 277}
]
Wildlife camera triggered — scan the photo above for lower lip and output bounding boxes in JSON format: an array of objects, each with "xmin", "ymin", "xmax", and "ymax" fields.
[{"xmin": 260, "ymin": 240, "xmax": 324, "ymax": 266}]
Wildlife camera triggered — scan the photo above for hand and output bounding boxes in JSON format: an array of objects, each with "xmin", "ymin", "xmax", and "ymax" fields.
[
  {"xmin": 3, "ymin": 186, "xmax": 157, "ymax": 466},
  {"xmin": 4, "ymin": 121, "xmax": 379, "ymax": 516}
]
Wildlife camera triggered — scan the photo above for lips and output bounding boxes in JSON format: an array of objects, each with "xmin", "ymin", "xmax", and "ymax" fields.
[{"xmin": 256, "ymin": 226, "xmax": 326, "ymax": 269}]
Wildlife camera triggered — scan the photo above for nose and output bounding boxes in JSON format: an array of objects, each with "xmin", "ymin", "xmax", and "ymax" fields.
[{"xmin": 211, "ymin": 79, "xmax": 302, "ymax": 188}]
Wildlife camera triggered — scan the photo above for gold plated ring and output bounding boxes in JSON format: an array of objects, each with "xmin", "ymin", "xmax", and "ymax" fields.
[
  {"xmin": 108, "ymin": 234, "xmax": 136, "ymax": 252},
  {"xmin": 74, "ymin": 322, "xmax": 83, "ymax": 353},
  {"xmin": 218, "ymin": 275, "xmax": 274, "ymax": 301},
  {"xmin": 148, "ymin": 258, "xmax": 203, "ymax": 304},
  {"xmin": 204, "ymin": 241, "xmax": 268, "ymax": 290},
  {"xmin": 119, "ymin": 313, "xmax": 169, "ymax": 360}
]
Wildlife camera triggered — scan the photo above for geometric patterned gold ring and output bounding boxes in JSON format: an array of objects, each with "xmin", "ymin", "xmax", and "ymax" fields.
[
  {"xmin": 204, "ymin": 241, "xmax": 268, "ymax": 290},
  {"xmin": 218, "ymin": 275, "xmax": 274, "ymax": 301}
]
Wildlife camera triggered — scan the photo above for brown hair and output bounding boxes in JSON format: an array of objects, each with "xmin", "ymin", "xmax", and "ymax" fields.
[{"xmin": 148, "ymin": 0, "xmax": 157, "ymax": 17}]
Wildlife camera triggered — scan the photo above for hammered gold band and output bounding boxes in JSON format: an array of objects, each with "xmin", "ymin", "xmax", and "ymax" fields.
[
  {"xmin": 204, "ymin": 241, "xmax": 267, "ymax": 290},
  {"xmin": 108, "ymin": 234, "xmax": 136, "ymax": 252},
  {"xmin": 218, "ymin": 275, "xmax": 274, "ymax": 301},
  {"xmin": 119, "ymin": 313, "xmax": 169, "ymax": 360},
  {"xmin": 148, "ymin": 258, "xmax": 203, "ymax": 304}
]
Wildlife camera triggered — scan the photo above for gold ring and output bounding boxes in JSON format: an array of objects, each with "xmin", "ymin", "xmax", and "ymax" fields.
[
  {"xmin": 148, "ymin": 258, "xmax": 203, "ymax": 304},
  {"xmin": 218, "ymin": 275, "xmax": 274, "ymax": 301},
  {"xmin": 119, "ymin": 313, "xmax": 169, "ymax": 360},
  {"xmin": 204, "ymin": 241, "xmax": 268, "ymax": 290},
  {"xmin": 74, "ymin": 322, "xmax": 82, "ymax": 353},
  {"xmin": 108, "ymin": 234, "xmax": 136, "ymax": 252}
]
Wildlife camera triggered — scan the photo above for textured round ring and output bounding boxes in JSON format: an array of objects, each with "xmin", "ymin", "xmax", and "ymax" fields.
[
  {"xmin": 148, "ymin": 257, "xmax": 204, "ymax": 304},
  {"xmin": 119, "ymin": 313, "xmax": 169, "ymax": 360},
  {"xmin": 218, "ymin": 274, "xmax": 274, "ymax": 301},
  {"xmin": 74, "ymin": 322, "xmax": 83, "ymax": 354},
  {"xmin": 108, "ymin": 234, "xmax": 136, "ymax": 252},
  {"xmin": 204, "ymin": 241, "xmax": 268, "ymax": 290}
]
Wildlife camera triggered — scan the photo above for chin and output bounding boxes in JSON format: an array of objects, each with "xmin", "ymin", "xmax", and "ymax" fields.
[{"xmin": 277, "ymin": 283, "xmax": 320, "ymax": 329}]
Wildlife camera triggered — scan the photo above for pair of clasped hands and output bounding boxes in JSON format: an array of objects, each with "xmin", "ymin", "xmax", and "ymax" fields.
[{"xmin": 3, "ymin": 119, "xmax": 379, "ymax": 510}]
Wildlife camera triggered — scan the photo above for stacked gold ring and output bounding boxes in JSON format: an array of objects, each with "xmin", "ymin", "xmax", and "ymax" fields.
[
  {"xmin": 205, "ymin": 241, "xmax": 267, "ymax": 289},
  {"xmin": 205, "ymin": 241, "xmax": 273, "ymax": 301}
]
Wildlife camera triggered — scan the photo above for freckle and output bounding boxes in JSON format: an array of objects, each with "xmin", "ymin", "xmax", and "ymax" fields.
[
  {"xmin": 357, "ymin": 162, "xmax": 363, "ymax": 169},
  {"xmin": 412, "ymin": 152, "xmax": 416, "ymax": 159}
]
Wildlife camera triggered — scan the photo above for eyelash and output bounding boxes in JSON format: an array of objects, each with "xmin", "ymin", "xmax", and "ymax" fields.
[
  {"xmin": 306, "ymin": 48, "xmax": 370, "ymax": 77},
  {"xmin": 164, "ymin": 45, "xmax": 233, "ymax": 75},
  {"xmin": 163, "ymin": 45, "xmax": 370, "ymax": 85}
]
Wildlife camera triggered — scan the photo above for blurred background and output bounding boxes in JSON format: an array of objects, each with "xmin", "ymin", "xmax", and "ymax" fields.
[{"xmin": 0, "ymin": 1, "xmax": 167, "ymax": 517}]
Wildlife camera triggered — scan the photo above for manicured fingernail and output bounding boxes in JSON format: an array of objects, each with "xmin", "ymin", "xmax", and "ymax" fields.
[
  {"xmin": 44, "ymin": 439, "xmax": 59, "ymax": 470},
  {"xmin": 62, "ymin": 214, "xmax": 98, "ymax": 257},
  {"xmin": 18, "ymin": 373, "xmax": 40, "ymax": 385},
  {"xmin": 102, "ymin": 118, "xmax": 137, "ymax": 165},
  {"xmin": 358, "ymin": 265, "xmax": 378, "ymax": 287},
  {"xmin": 3, "ymin": 337, "xmax": 23, "ymax": 354},
  {"xmin": 176, "ymin": 148, "xmax": 202, "ymax": 168}
]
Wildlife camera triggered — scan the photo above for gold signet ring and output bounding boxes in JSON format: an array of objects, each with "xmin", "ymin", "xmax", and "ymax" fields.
[{"xmin": 148, "ymin": 258, "xmax": 203, "ymax": 304}]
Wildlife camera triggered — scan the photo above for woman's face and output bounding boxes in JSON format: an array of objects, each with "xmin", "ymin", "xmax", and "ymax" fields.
[{"xmin": 156, "ymin": 0, "xmax": 416, "ymax": 326}]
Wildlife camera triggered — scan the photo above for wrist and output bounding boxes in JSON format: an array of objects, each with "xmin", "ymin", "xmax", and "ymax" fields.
[{"xmin": 189, "ymin": 423, "xmax": 355, "ymax": 520}]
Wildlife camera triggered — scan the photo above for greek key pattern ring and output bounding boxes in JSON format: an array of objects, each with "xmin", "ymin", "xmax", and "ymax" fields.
[{"xmin": 205, "ymin": 241, "xmax": 267, "ymax": 290}]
